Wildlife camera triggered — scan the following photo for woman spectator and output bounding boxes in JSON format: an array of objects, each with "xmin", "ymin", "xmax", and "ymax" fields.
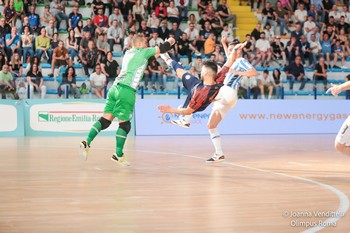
[
  {"xmin": 147, "ymin": 11, "xmax": 160, "ymax": 32},
  {"xmin": 167, "ymin": 0, "xmax": 180, "ymax": 25},
  {"xmin": 155, "ymin": 1, "xmax": 167, "ymax": 20},
  {"xmin": 66, "ymin": 29, "xmax": 79, "ymax": 63},
  {"xmin": 90, "ymin": 63, "xmax": 106, "ymax": 99},
  {"xmin": 125, "ymin": 14, "xmax": 137, "ymax": 30},
  {"xmin": 58, "ymin": 66, "xmax": 80, "ymax": 98},
  {"xmin": 132, "ymin": 0, "xmax": 145, "ymax": 27},
  {"xmin": 74, "ymin": 20, "xmax": 84, "ymax": 46},
  {"xmin": 101, "ymin": 51, "xmax": 120, "ymax": 88},
  {"xmin": 148, "ymin": 57, "xmax": 166, "ymax": 91},
  {"xmin": 24, "ymin": 56, "xmax": 42, "ymax": 75},
  {"xmin": 187, "ymin": 13, "xmax": 197, "ymax": 25},
  {"xmin": 9, "ymin": 52, "xmax": 23, "ymax": 82},
  {"xmin": 212, "ymin": 45, "xmax": 225, "ymax": 66},
  {"xmin": 26, "ymin": 63, "xmax": 46, "ymax": 99},
  {"xmin": 21, "ymin": 25, "xmax": 34, "ymax": 63},
  {"xmin": 272, "ymin": 68, "xmax": 283, "ymax": 99}
]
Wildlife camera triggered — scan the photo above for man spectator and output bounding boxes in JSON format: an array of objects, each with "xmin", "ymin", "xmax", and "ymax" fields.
[
  {"xmin": 119, "ymin": 0, "xmax": 133, "ymax": 21},
  {"xmin": 83, "ymin": 18, "xmax": 98, "ymax": 38},
  {"xmin": 309, "ymin": 33, "xmax": 322, "ymax": 66},
  {"xmin": 5, "ymin": 27, "xmax": 21, "ymax": 61},
  {"xmin": 284, "ymin": 55, "xmax": 307, "ymax": 91},
  {"xmin": 329, "ymin": 5, "xmax": 341, "ymax": 23},
  {"xmin": 149, "ymin": 31, "xmax": 164, "ymax": 47},
  {"xmin": 50, "ymin": 0, "xmax": 69, "ymax": 31},
  {"xmin": 91, "ymin": 0, "xmax": 105, "ymax": 16},
  {"xmin": 45, "ymin": 20, "xmax": 57, "ymax": 40},
  {"xmin": 93, "ymin": 8, "xmax": 109, "ymax": 35},
  {"xmin": 175, "ymin": 0, "xmax": 189, "ymax": 22},
  {"xmin": 238, "ymin": 75, "xmax": 259, "ymax": 99},
  {"xmin": 157, "ymin": 19, "xmax": 170, "ymax": 41},
  {"xmin": 35, "ymin": 27, "xmax": 50, "ymax": 62},
  {"xmin": 137, "ymin": 20, "xmax": 152, "ymax": 39},
  {"xmin": 107, "ymin": 19, "xmax": 124, "ymax": 52},
  {"xmin": 261, "ymin": 2, "xmax": 277, "ymax": 32},
  {"xmin": 337, "ymin": 16, "xmax": 350, "ymax": 34},
  {"xmin": 204, "ymin": 32, "xmax": 216, "ymax": 56},
  {"xmin": 294, "ymin": 3, "xmax": 308, "ymax": 27},
  {"xmin": 80, "ymin": 40, "xmax": 101, "ymax": 76},
  {"xmin": 27, "ymin": 6, "xmax": 40, "ymax": 33},
  {"xmin": 253, "ymin": 32, "xmax": 272, "ymax": 67},
  {"xmin": 258, "ymin": 69, "xmax": 274, "ymax": 99},
  {"xmin": 48, "ymin": 40, "xmax": 72, "ymax": 77},
  {"xmin": 68, "ymin": 6, "xmax": 83, "ymax": 30},
  {"xmin": 313, "ymin": 56, "xmax": 328, "ymax": 91},
  {"xmin": 300, "ymin": 35, "xmax": 313, "ymax": 67},
  {"xmin": 178, "ymin": 32, "xmax": 201, "ymax": 64},
  {"xmin": 169, "ymin": 22, "xmax": 183, "ymax": 41},
  {"xmin": 303, "ymin": 15, "xmax": 317, "ymax": 38},
  {"xmin": 340, "ymin": 5, "xmax": 350, "ymax": 24},
  {"xmin": 275, "ymin": 1, "xmax": 289, "ymax": 36},
  {"xmin": 285, "ymin": 36, "xmax": 301, "ymax": 64},
  {"xmin": 184, "ymin": 23, "xmax": 200, "ymax": 48},
  {"xmin": 108, "ymin": 7, "xmax": 124, "ymax": 28},
  {"xmin": 198, "ymin": 20, "xmax": 214, "ymax": 52},
  {"xmin": 0, "ymin": 64, "xmax": 17, "ymax": 99},
  {"xmin": 271, "ymin": 36, "xmax": 287, "ymax": 66},
  {"xmin": 217, "ymin": 0, "xmax": 236, "ymax": 28}
]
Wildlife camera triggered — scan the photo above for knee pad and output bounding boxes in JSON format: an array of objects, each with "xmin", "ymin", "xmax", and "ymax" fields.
[
  {"xmin": 99, "ymin": 117, "xmax": 111, "ymax": 130},
  {"xmin": 119, "ymin": 121, "xmax": 131, "ymax": 134}
]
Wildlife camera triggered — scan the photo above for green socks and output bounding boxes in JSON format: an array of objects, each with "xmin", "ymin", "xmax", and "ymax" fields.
[
  {"xmin": 116, "ymin": 127, "xmax": 128, "ymax": 157},
  {"xmin": 86, "ymin": 120, "xmax": 102, "ymax": 146}
]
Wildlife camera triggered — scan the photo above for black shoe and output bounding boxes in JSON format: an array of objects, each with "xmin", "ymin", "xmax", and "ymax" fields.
[
  {"xmin": 48, "ymin": 73, "xmax": 54, "ymax": 77},
  {"xmin": 333, "ymin": 65, "xmax": 341, "ymax": 69}
]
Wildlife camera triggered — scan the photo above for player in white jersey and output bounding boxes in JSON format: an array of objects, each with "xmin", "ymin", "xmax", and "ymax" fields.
[
  {"xmin": 159, "ymin": 39, "xmax": 258, "ymax": 162},
  {"xmin": 327, "ymin": 81, "xmax": 350, "ymax": 157}
]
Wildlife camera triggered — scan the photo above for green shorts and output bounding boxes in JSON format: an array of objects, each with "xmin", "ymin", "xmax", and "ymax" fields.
[{"xmin": 104, "ymin": 83, "xmax": 136, "ymax": 121}]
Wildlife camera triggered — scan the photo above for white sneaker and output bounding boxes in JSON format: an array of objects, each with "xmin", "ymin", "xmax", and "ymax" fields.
[
  {"xmin": 111, "ymin": 153, "xmax": 130, "ymax": 166},
  {"xmin": 160, "ymin": 53, "xmax": 171, "ymax": 61},
  {"xmin": 206, "ymin": 154, "xmax": 225, "ymax": 163},
  {"xmin": 341, "ymin": 65, "xmax": 347, "ymax": 69},
  {"xmin": 79, "ymin": 140, "xmax": 90, "ymax": 160},
  {"xmin": 170, "ymin": 119, "xmax": 190, "ymax": 128}
]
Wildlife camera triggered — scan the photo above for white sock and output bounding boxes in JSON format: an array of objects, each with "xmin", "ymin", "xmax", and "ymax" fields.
[{"xmin": 209, "ymin": 128, "xmax": 223, "ymax": 156}]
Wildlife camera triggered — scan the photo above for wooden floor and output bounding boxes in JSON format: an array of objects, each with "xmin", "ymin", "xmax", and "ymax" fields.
[{"xmin": 1, "ymin": 135, "xmax": 350, "ymax": 233}]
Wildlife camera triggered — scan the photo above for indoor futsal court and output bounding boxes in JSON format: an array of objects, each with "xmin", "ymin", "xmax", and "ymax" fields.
[{"xmin": 1, "ymin": 134, "xmax": 350, "ymax": 233}]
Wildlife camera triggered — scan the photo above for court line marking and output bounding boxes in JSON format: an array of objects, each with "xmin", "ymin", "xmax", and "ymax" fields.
[
  {"xmin": 288, "ymin": 162, "xmax": 311, "ymax": 167},
  {"xmin": 132, "ymin": 149, "xmax": 349, "ymax": 233}
]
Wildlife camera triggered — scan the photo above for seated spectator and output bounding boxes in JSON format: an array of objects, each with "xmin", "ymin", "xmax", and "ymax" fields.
[
  {"xmin": 149, "ymin": 31, "xmax": 164, "ymax": 47},
  {"xmin": 238, "ymin": 75, "xmax": 258, "ymax": 99},
  {"xmin": 48, "ymin": 40, "xmax": 72, "ymax": 77},
  {"xmin": 58, "ymin": 66, "xmax": 80, "ymax": 98},
  {"xmin": 157, "ymin": 19, "xmax": 169, "ymax": 41},
  {"xmin": 109, "ymin": 7, "xmax": 124, "ymax": 29},
  {"xmin": 189, "ymin": 65, "xmax": 199, "ymax": 79},
  {"xmin": 0, "ymin": 52, "xmax": 7, "ymax": 70},
  {"xmin": 212, "ymin": 45, "xmax": 225, "ymax": 66},
  {"xmin": 137, "ymin": 20, "xmax": 152, "ymax": 39},
  {"xmin": 66, "ymin": 29, "xmax": 79, "ymax": 63},
  {"xmin": 275, "ymin": 1, "xmax": 289, "ymax": 36},
  {"xmin": 169, "ymin": 21, "xmax": 183, "ymax": 41},
  {"xmin": 346, "ymin": 74, "xmax": 350, "ymax": 99},
  {"xmin": 285, "ymin": 36, "xmax": 301, "ymax": 65},
  {"xmin": 91, "ymin": 0, "xmax": 105, "ymax": 16},
  {"xmin": 272, "ymin": 69, "xmax": 283, "ymax": 99},
  {"xmin": 0, "ymin": 64, "xmax": 18, "ymax": 99},
  {"xmin": 9, "ymin": 51, "xmax": 23, "ymax": 82},
  {"xmin": 148, "ymin": 57, "xmax": 166, "ymax": 91},
  {"xmin": 27, "ymin": 6, "xmax": 40, "ymax": 33},
  {"xmin": 294, "ymin": 3, "xmax": 307, "ymax": 26},
  {"xmin": 175, "ymin": 0, "xmax": 188, "ymax": 22},
  {"xmin": 119, "ymin": 0, "xmax": 133, "ymax": 21},
  {"xmin": 79, "ymin": 31, "xmax": 93, "ymax": 52},
  {"xmin": 167, "ymin": 0, "xmax": 180, "ymax": 25},
  {"xmin": 242, "ymin": 34, "xmax": 256, "ymax": 63},
  {"xmin": 337, "ymin": 16, "xmax": 350, "ymax": 36},
  {"xmin": 4, "ymin": 1, "xmax": 16, "ymax": 26},
  {"xmin": 93, "ymin": 8, "xmax": 109, "ymax": 35},
  {"xmin": 291, "ymin": 24, "xmax": 303, "ymax": 41},
  {"xmin": 221, "ymin": 24, "xmax": 234, "ymax": 43},
  {"xmin": 45, "ymin": 20, "xmax": 58, "ymax": 40},
  {"xmin": 263, "ymin": 23, "xmax": 274, "ymax": 42},
  {"xmin": 307, "ymin": 26, "xmax": 320, "ymax": 42},
  {"xmin": 14, "ymin": 0, "xmax": 24, "ymax": 26},
  {"xmin": 74, "ymin": 20, "xmax": 84, "ymax": 46},
  {"xmin": 80, "ymin": 40, "xmax": 101, "ymax": 76},
  {"xmin": 258, "ymin": 69, "xmax": 274, "ymax": 99},
  {"xmin": 68, "ymin": 6, "xmax": 83, "ymax": 30},
  {"xmin": 217, "ymin": 0, "xmax": 236, "ymax": 28},
  {"xmin": 24, "ymin": 55, "xmax": 42, "ymax": 75},
  {"xmin": 90, "ymin": 63, "xmax": 106, "ymax": 99},
  {"xmin": 96, "ymin": 33, "xmax": 109, "ymax": 61},
  {"xmin": 187, "ymin": 13, "xmax": 196, "ymax": 25},
  {"xmin": 340, "ymin": 5, "xmax": 350, "ymax": 24},
  {"xmin": 309, "ymin": 33, "xmax": 321, "ymax": 66},
  {"xmin": 313, "ymin": 56, "xmax": 328, "ymax": 91},
  {"xmin": 271, "ymin": 36, "xmax": 287, "ymax": 66},
  {"xmin": 204, "ymin": 33, "xmax": 217, "ymax": 56},
  {"xmin": 178, "ymin": 32, "xmax": 201, "ymax": 64},
  {"xmin": 35, "ymin": 28, "xmax": 50, "ymax": 60},
  {"xmin": 250, "ymin": 23, "xmax": 261, "ymax": 43},
  {"xmin": 83, "ymin": 18, "xmax": 98, "ymax": 38},
  {"xmin": 155, "ymin": 1, "xmax": 167, "ymax": 20},
  {"xmin": 197, "ymin": 0, "xmax": 209, "ymax": 17},
  {"xmin": 193, "ymin": 56, "xmax": 203, "ymax": 78},
  {"xmin": 123, "ymin": 31, "xmax": 134, "ymax": 53},
  {"xmin": 101, "ymin": 51, "xmax": 120, "ymax": 88},
  {"xmin": 253, "ymin": 32, "xmax": 272, "ymax": 67},
  {"xmin": 26, "ymin": 63, "xmax": 46, "ymax": 99},
  {"xmin": 40, "ymin": 5, "xmax": 56, "ymax": 28},
  {"xmin": 320, "ymin": 32, "xmax": 335, "ymax": 67},
  {"xmin": 332, "ymin": 39, "xmax": 347, "ymax": 69},
  {"xmin": 107, "ymin": 19, "xmax": 124, "ymax": 52},
  {"xmin": 21, "ymin": 25, "xmax": 34, "ymax": 63},
  {"xmin": 50, "ymin": 0, "xmax": 69, "ymax": 31},
  {"xmin": 147, "ymin": 11, "xmax": 160, "ymax": 32},
  {"xmin": 5, "ymin": 27, "xmax": 21, "ymax": 61},
  {"xmin": 284, "ymin": 55, "xmax": 306, "ymax": 91},
  {"xmin": 261, "ymin": 2, "xmax": 277, "ymax": 33},
  {"xmin": 300, "ymin": 35, "xmax": 313, "ymax": 67},
  {"xmin": 47, "ymin": 33, "xmax": 59, "ymax": 64},
  {"xmin": 133, "ymin": 0, "xmax": 145, "ymax": 27},
  {"xmin": 167, "ymin": 32, "xmax": 179, "ymax": 62}
]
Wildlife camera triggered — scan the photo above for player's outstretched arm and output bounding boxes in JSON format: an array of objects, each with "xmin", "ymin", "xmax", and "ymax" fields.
[
  {"xmin": 154, "ymin": 38, "xmax": 176, "ymax": 58},
  {"xmin": 157, "ymin": 105, "xmax": 195, "ymax": 115},
  {"xmin": 221, "ymin": 36, "xmax": 229, "ymax": 57},
  {"xmin": 326, "ymin": 81, "xmax": 350, "ymax": 96}
]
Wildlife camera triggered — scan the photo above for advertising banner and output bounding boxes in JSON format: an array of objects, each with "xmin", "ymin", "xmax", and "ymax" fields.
[
  {"xmin": 24, "ymin": 100, "xmax": 135, "ymax": 136},
  {"xmin": 135, "ymin": 99, "xmax": 349, "ymax": 135},
  {"xmin": 0, "ymin": 100, "xmax": 24, "ymax": 136}
]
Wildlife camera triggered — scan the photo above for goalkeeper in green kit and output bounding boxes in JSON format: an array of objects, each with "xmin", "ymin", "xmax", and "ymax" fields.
[{"xmin": 80, "ymin": 35, "xmax": 176, "ymax": 166}]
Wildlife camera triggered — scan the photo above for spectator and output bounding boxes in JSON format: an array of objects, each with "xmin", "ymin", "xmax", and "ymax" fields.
[
  {"xmin": 193, "ymin": 56, "xmax": 203, "ymax": 78},
  {"xmin": 4, "ymin": 0, "xmax": 16, "ymax": 26},
  {"xmin": 221, "ymin": 24, "xmax": 234, "ymax": 43},
  {"xmin": 0, "ymin": 52, "xmax": 7, "ymax": 70},
  {"xmin": 27, "ymin": 6, "xmax": 40, "ymax": 33},
  {"xmin": 340, "ymin": 5, "xmax": 350, "ymax": 24},
  {"xmin": 9, "ymin": 51, "xmax": 23, "ymax": 82},
  {"xmin": 307, "ymin": 26, "xmax": 320, "ymax": 42},
  {"xmin": 300, "ymin": 35, "xmax": 313, "ymax": 67},
  {"xmin": 80, "ymin": 40, "xmax": 101, "ymax": 76},
  {"xmin": 96, "ymin": 33, "xmax": 109, "ymax": 61},
  {"xmin": 93, "ymin": 8, "xmax": 109, "ymax": 35},
  {"xmin": 167, "ymin": 0, "xmax": 180, "ymax": 25},
  {"xmin": 74, "ymin": 20, "xmax": 84, "ymax": 46},
  {"xmin": 109, "ymin": 7, "xmax": 124, "ymax": 29},
  {"xmin": 204, "ymin": 33, "xmax": 216, "ymax": 56},
  {"xmin": 83, "ymin": 18, "xmax": 98, "ymax": 38},
  {"xmin": 157, "ymin": 19, "xmax": 170, "ymax": 41},
  {"xmin": 21, "ymin": 25, "xmax": 34, "ymax": 63},
  {"xmin": 137, "ymin": 20, "xmax": 152, "ymax": 39},
  {"xmin": 197, "ymin": 0, "xmax": 209, "ymax": 17},
  {"xmin": 295, "ymin": 3, "xmax": 308, "ymax": 26},
  {"xmin": 40, "ymin": 5, "xmax": 56, "ymax": 28},
  {"xmin": 50, "ymin": 0, "xmax": 69, "ymax": 31},
  {"xmin": 0, "ymin": 18, "xmax": 11, "ymax": 41},
  {"xmin": 0, "ymin": 64, "xmax": 17, "ymax": 99},
  {"xmin": 14, "ymin": 0, "xmax": 24, "ymax": 26},
  {"xmin": 155, "ymin": 1, "xmax": 167, "ymax": 20},
  {"xmin": 285, "ymin": 36, "xmax": 301, "ymax": 65},
  {"xmin": 187, "ymin": 13, "xmax": 197, "ymax": 25},
  {"xmin": 198, "ymin": 12, "xmax": 210, "ymax": 30},
  {"xmin": 66, "ymin": 29, "xmax": 79, "ymax": 62},
  {"xmin": 45, "ymin": 20, "xmax": 58, "ymax": 40},
  {"xmin": 133, "ymin": 0, "xmax": 145, "ymax": 27},
  {"xmin": 48, "ymin": 40, "xmax": 72, "ymax": 77},
  {"xmin": 261, "ymin": 2, "xmax": 277, "ymax": 33},
  {"xmin": 178, "ymin": 32, "xmax": 201, "ymax": 63},
  {"xmin": 148, "ymin": 57, "xmax": 165, "ymax": 91},
  {"xmin": 313, "ymin": 56, "xmax": 328, "ymax": 91},
  {"xmin": 212, "ymin": 45, "xmax": 225, "ymax": 66},
  {"xmin": 119, "ymin": 0, "xmax": 133, "ymax": 21},
  {"xmin": 263, "ymin": 23, "xmax": 274, "ymax": 42},
  {"xmin": 329, "ymin": 4, "xmax": 340, "ymax": 23},
  {"xmin": 253, "ymin": 32, "xmax": 272, "ymax": 67},
  {"xmin": 5, "ymin": 27, "xmax": 21, "ymax": 61},
  {"xmin": 238, "ymin": 75, "xmax": 258, "ymax": 99},
  {"xmin": 101, "ymin": 51, "xmax": 120, "ymax": 88},
  {"xmin": 90, "ymin": 63, "xmax": 106, "ymax": 99},
  {"xmin": 79, "ymin": 31, "xmax": 92, "ymax": 52},
  {"xmin": 107, "ymin": 19, "xmax": 124, "ymax": 52},
  {"xmin": 291, "ymin": 24, "xmax": 303, "ymax": 41},
  {"xmin": 284, "ymin": 55, "xmax": 307, "ymax": 91},
  {"xmin": 189, "ymin": 65, "xmax": 199, "ymax": 79},
  {"xmin": 323, "ymin": 0, "xmax": 334, "ymax": 24},
  {"xmin": 303, "ymin": 15, "xmax": 317, "ymax": 38},
  {"xmin": 58, "ymin": 66, "xmax": 80, "ymax": 98},
  {"xmin": 272, "ymin": 68, "xmax": 283, "ymax": 99},
  {"xmin": 258, "ymin": 69, "xmax": 274, "ymax": 99},
  {"xmin": 35, "ymin": 27, "xmax": 50, "ymax": 62},
  {"xmin": 169, "ymin": 21, "xmax": 182, "ymax": 41},
  {"xmin": 332, "ymin": 39, "xmax": 347, "ymax": 68},
  {"xmin": 198, "ymin": 20, "xmax": 213, "ymax": 52},
  {"xmin": 47, "ymin": 33, "xmax": 59, "ymax": 64},
  {"xmin": 184, "ymin": 22, "xmax": 200, "ymax": 47},
  {"xmin": 123, "ymin": 31, "xmax": 134, "ymax": 53},
  {"xmin": 217, "ymin": 0, "xmax": 236, "ymax": 28},
  {"xmin": 149, "ymin": 31, "xmax": 164, "ymax": 47},
  {"xmin": 26, "ymin": 63, "xmax": 46, "ymax": 99},
  {"xmin": 271, "ymin": 36, "xmax": 287, "ymax": 66},
  {"xmin": 18, "ymin": 16, "xmax": 32, "ymax": 35},
  {"xmin": 91, "ymin": 0, "xmax": 105, "ymax": 16},
  {"xmin": 24, "ymin": 55, "xmax": 42, "ymax": 75},
  {"xmin": 320, "ymin": 31, "xmax": 335, "ymax": 67},
  {"xmin": 275, "ymin": 1, "xmax": 289, "ymax": 36},
  {"xmin": 309, "ymin": 33, "xmax": 321, "ymax": 65},
  {"xmin": 175, "ymin": 0, "xmax": 188, "ymax": 22},
  {"xmin": 147, "ymin": 11, "xmax": 160, "ymax": 32},
  {"xmin": 251, "ymin": 23, "xmax": 261, "ymax": 42},
  {"xmin": 337, "ymin": 16, "xmax": 350, "ymax": 34},
  {"xmin": 68, "ymin": 6, "xmax": 83, "ymax": 30}
]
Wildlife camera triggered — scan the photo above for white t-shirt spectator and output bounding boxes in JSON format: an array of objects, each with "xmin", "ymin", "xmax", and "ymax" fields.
[
  {"xmin": 90, "ymin": 73, "xmax": 106, "ymax": 87},
  {"xmin": 303, "ymin": 21, "xmax": 316, "ymax": 35},
  {"xmin": 340, "ymin": 12, "xmax": 350, "ymax": 24},
  {"xmin": 294, "ymin": 9, "xmax": 307, "ymax": 23},
  {"xmin": 258, "ymin": 74, "xmax": 274, "ymax": 85},
  {"xmin": 184, "ymin": 28, "xmax": 199, "ymax": 41},
  {"xmin": 255, "ymin": 39, "xmax": 271, "ymax": 52},
  {"xmin": 149, "ymin": 37, "xmax": 164, "ymax": 47}
]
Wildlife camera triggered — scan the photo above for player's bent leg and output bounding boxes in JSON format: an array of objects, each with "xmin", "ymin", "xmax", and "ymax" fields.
[
  {"xmin": 111, "ymin": 120, "xmax": 131, "ymax": 166},
  {"xmin": 335, "ymin": 117, "xmax": 350, "ymax": 157}
]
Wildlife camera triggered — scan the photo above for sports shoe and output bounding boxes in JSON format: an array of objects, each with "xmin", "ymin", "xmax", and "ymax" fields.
[
  {"xmin": 170, "ymin": 119, "xmax": 190, "ymax": 128},
  {"xmin": 111, "ymin": 153, "xmax": 130, "ymax": 166},
  {"xmin": 206, "ymin": 154, "xmax": 225, "ymax": 163},
  {"xmin": 79, "ymin": 140, "xmax": 90, "ymax": 160}
]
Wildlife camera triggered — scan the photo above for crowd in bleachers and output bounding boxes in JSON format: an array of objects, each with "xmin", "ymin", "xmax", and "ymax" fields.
[{"xmin": 0, "ymin": 0, "xmax": 349, "ymax": 100}]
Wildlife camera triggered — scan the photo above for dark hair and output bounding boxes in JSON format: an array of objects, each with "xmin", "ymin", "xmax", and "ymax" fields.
[
  {"xmin": 263, "ymin": 69, "xmax": 269, "ymax": 74},
  {"xmin": 202, "ymin": 60, "xmax": 218, "ymax": 74},
  {"xmin": 64, "ymin": 66, "xmax": 76, "ymax": 77},
  {"xmin": 30, "ymin": 56, "xmax": 40, "ymax": 66}
]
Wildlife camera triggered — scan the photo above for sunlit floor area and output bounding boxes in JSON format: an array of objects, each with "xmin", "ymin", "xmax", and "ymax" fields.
[{"xmin": 0, "ymin": 135, "xmax": 350, "ymax": 233}]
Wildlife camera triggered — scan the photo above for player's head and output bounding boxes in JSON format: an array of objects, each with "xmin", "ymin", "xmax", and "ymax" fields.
[
  {"xmin": 132, "ymin": 34, "xmax": 147, "ymax": 48},
  {"xmin": 201, "ymin": 60, "xmax": 218, "ymax": 81}
]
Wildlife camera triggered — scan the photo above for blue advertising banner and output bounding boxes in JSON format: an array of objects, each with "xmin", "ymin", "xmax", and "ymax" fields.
[
  {"xmin": 0, "ymin": 100, "xmax": 25, "ymax": 136},
  {"xmin": 135, "ymin": 99, "xmax": 349, "ymax": 135}
]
